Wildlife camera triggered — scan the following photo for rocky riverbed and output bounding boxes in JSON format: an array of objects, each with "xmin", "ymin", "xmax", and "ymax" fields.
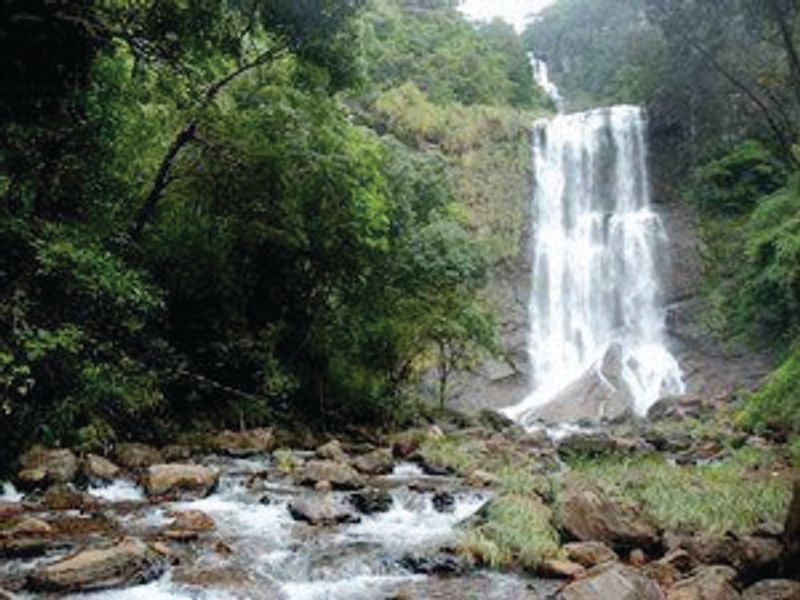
[{"xmin": 0, "ymin": 408, "xmax": 798, "ymax": 599}]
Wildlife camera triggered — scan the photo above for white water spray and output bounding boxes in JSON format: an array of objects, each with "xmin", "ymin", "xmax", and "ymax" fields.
[{"xmin": 506, "ymin": 63, "xmax": 684, "ymax": 426}]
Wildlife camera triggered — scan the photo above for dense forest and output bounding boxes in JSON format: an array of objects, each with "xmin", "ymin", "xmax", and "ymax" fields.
[{"xmin": 0, "ymin": 0, "xmax": 550, "ymax": 469}]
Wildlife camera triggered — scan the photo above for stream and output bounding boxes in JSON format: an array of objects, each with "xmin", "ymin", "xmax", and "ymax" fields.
[{"xmin": 2, "ymin": 457, "xmax": 559, "ymax": 600}]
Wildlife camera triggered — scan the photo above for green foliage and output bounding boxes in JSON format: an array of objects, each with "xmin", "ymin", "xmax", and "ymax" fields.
[
  {"xmin": 460, "ymin": 494, "xmax": 560, "ymax": 571},
  {"xmin": 362, "ymin": 0, "xmax": 541, "ymax": 108},
  {"xmin": 694, "ymin": 141, "xmax": 787, "ymax": 215},
  {"xmin": 742, "ymin": 346, "xmax": 800, "ymax": 436}
]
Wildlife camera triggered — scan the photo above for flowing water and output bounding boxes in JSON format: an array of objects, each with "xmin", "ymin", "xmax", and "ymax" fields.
[
  {"xmin": 3, "ymin": 458, "xmax": 558, "ymax": 600},
  {"xmin": 506, "ymin": 62, "xmax": 684, "ymax": 426}
]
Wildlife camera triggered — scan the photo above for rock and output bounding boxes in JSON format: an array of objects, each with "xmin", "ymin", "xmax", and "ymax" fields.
[
  {"xmin": 0, "ymin": 537, "xmax": 50, "ymax": 558},
  {"xmin": 563, "ymin": 541, "xmax": 619, "ymax": 568},
  {"xmin": 82, "ymin": 454, "xmax": 121, "ymax": 482},
  {"xmin": 2, "ymin": 516, "xmax": 53, "ymax": 537},
  {"xmin": 666, "ymin": 566, "xmax": 739, "ymax": 600},
  {"xmin": 0, "ymin": 501, "xmax": 24, "ymax": 519},
  {"xmin": 420, "ymin": 462, "xmax": 452, "ymax": 476},
  {"xmin": 0, "ymin": 588, "xmax": 12, "ymax": 600},
  {"xmin": 558, "ymin": 432, "xmax": 624, "ymax": 458},
  {"xmin": 41, "ymin": 484, "xmax": 98, "ymax": 511},
  {"xmin": 27, "ymin": 537, "xmax": 165, "ymax": 594},
  {"xmin": 353, "ymin": 448, "xmax": 394, "ymax": 476},
  {"xmin": 784, "ymin": 480, "xmax": 800, "ymax": 575},
  {"xmin": 467, "ymin": 469, "xmax": 499, "ymax": 488},
  {"xmin": 678, "ymin": 533, "xmax": 783, "ymax": 577},
  {"xmin": 558, "ymin": 563, "xmax": 664, "ymax": 600},
  {"xmin": 17, "ymin": 448, "xmax": 78, "ymax": 489},
  {"xmin": 348, "ymin": 489, "xmax": 393, "ymax": 514},
  {"xmin": 558, "ymin": 486, "xmax": 659, "ymax": 550},
  {"xmin": 432, "ymin": 491, "xmax": 455, "ymax": 513},
  {"xmin": 143, "ymin": 464, "xmax": 219, "ymax": 499},
  {"xmin": 532, "ymin": 344, "xmax": 636, "ymax": 424},
  {"xmin": 647, "ymin": 396, "xmax": 705, "ymax": 422},
  {"xmin": 295, "ymin": 460, "xmax": 364, "ymax": 491},
  {"xmin": 400, "ymin": 552, "xmax": 467, "ymax": 575},
  {"xmin": 161, "ymin": 445, "xmax": 193, "ymax": 462},
  {"xmin": 115, "ymin": 444, "xmax": 163, "ymax": 470},
  {"xmin": 475, "ymin": 409, "xmax": 516, "ymax": 432},
  {"xmin": 741, "ymin": 580, "xmax": 800, "ymax": 600},
  {"xmin": 169, "ymin": 510, "xmax": 215, "ymax": 532},
  {"xmin": 316, "ymin": 440, "xmax": 348, "ymax": 462},
  {"xmin": 212, "ymin": 428, "xmax": 275, "ymax": 457},
  {"xmin": 539, "ymin": 559, "xmax": 586, "ymax": 579},
  {"xmin": 392, "ymin": 437, "xmax": 420, "ymax": 459},
  {"xmin": 288, "ymin": 497, "xmax": 360, "ymax": 526},
  {"xmin": 630, "ymin": 549, "xmax": 647, "ymax": 567}
]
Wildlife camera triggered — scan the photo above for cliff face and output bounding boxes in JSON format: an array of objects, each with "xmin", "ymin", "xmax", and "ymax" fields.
[{"xmin": 655, "ymin": 188, "xmax": 773, "ymax": 400}]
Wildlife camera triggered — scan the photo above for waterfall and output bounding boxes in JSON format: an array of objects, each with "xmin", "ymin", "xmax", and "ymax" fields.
[{"xmin": 506, "ymin": 64, "xmax": 684, "ymax": 426}]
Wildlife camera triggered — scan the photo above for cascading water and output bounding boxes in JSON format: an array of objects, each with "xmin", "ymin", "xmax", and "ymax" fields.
[{"xmin": 506, "ymin": 61, "xmax": 684, "ymax": 427}]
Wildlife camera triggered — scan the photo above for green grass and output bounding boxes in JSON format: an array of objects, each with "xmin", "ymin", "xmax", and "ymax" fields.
[
  {"xmin": 459, "ymin": 493, "xmax": 561, "ymax": 571},
  {"xmin": 565, "ymin": 449, "xmax": 793, "ymax": 535}
]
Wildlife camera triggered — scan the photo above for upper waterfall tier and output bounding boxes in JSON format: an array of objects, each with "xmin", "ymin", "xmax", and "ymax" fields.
[{"xmin": 506, "ymin": 105, "xmax": 684, "ymax": 426}]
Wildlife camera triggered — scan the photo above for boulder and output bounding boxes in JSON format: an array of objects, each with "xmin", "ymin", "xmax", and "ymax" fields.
[
  {"xmin": 2, "ymin": 516, "xmax": 53, "ymax": 538},
  {"xmin": 400, "ymin": 553, "xmax": 468, "ymax": 576},
  {"xmin": 539, "ymin": 559, "xmax": 586, "ymax": 579},
  {"xmin": 0, "ymin": 501, "xmax": 24, "ymax": 519},
  {"xmin": 563, "ymin": 541, "xmax": 619, "ymax": 568},
  {"xmin": 467, "ymin": 469, "xmax": 500, "ymax": 488},
  {"xmin": 211, "ymin": 428, "xmax": 275, "ymax": 457},
  {"xmin": 666, "ymin": 566, "xmax": 740, "ymax": 600},
  {"xmin": 295, "ymin": 460, "xmax": 364, "ymax": 491},
  {"xmin": 27, "ymin": 537, "xmax": 165, "ymax": 593},
  {"xmin": 288, "ymin": 497, "xmax": 360, "ymax": 526},
  {"xmin": 558, "ymin": 432, "xmax": 624, "ymax": 458},
  {"xmin": 353, "ymin": 448, "xmax": 394, "ymax": 476},
  {"xmin": 0, "ymin": 588, "xmax": 12, "ymax": 600},
  {"xmin": 348, "ymin": 489, "xmax": 393, "ymax": 514},
  {"xmin": 677, "ymin": 533, "xmax": 783, "ymax": 577},
  {"xmin": 432, "ymin": 491, "xmax": 456, "ymax": 513},
  {"xmin": 643, "ymin": 550, "xmax": 693, "ymax": 588},
  {"xmin": 784, "ymin": 480, "xmax": 800, "ymax": 575},
  {"xmin": 316, "ymin": 440, "xmax": 348, "ymax": 462},
  {"xmin": 82, "ymin": 455, "xmax": 121, "ymax": 482},
  {"xmin": 143, "ymin": 464, "xmax": 218, "ymax": 499},
  {"xmin": 558, "ymin": 563, "xmax": 664, "ymax": 600},
  {"xmin": 169, "ymin": 510, "xmax": 215, "ymax": 532},
  {"xmin": 558, "ymin": 486, "xmax": 659, "ymax": 550},
  {"xmin": 41, "ymin": 484, "xmax": 98, "ymax": 511},
  {"xmin": 741, "ymin": 580, "xmax": 800, "ymax": 600},
  {"xmin": 531, "ymin": 344, "xmax": 636, "ymax": 424},
  {"xmin": 17, "ymin": 448, "xmax": 78, "ymax": 489},
  {"xmin": 115, "ymin": 444, "xmax": 163, "ymax": 470}
]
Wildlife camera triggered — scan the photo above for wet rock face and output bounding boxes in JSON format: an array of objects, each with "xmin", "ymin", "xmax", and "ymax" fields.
[
  {"xmin": 26, "ymin": 537, "xmax": 165, "ymax": 594},
  {"xmin": 143, "ymin": 464, "xmax": 219, "ymax": 499},
  {"xmin": 16, "ymin": 448, "xmax": 78, "ymax": 490},
  {"xmin": 295, "ymin": 460, "xmax": 364, "ymax": 491},
  {"xmin": 558, "ymin": 486, "xmax": 659, "ymax": 551},
  {"xmin": 288, "ymin": 496, "xmax": 361, "ymax": 526},
  {"xmin": 665, "ymin": 566, "xmax": 740, "ymax": 600},
  {"xmin": 558, "ymin": 563, "xmax": 664, "ymax": 600},
  {"xmin": 530, "ymin": 343, "xmax": 636, "ymax": 424},
  {"xmin": 400, "ymin": 552, "xmax": 468, "ymax": 576}
]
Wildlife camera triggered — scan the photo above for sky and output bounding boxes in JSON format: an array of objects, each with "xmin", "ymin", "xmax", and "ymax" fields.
[{"xmin": 459, "ymin": 0, "xmax": 556, "ymax": 32}]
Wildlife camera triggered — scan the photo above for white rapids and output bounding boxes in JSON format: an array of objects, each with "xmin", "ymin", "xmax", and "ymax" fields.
[{"xmin": 506, "ymin": 61, "xmax": 684, "ymax": 426}]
